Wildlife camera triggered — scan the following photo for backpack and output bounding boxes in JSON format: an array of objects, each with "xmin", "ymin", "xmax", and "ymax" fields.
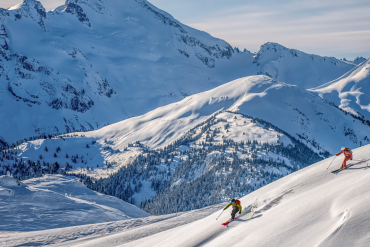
[{"xmin": 236, "ymin": 199, "xmax": 241, "ymax": 205}]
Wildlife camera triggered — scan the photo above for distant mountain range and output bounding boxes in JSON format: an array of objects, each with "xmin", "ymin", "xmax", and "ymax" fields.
[{"xmin": 0, "ymin": 0, "xmax": 359, "ymax": 144}]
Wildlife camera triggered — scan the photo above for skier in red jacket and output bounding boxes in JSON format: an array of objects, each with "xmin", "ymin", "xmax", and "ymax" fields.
[{"xmin": 336, "ymin": 147, "xmax": 352, "ymax": 169}]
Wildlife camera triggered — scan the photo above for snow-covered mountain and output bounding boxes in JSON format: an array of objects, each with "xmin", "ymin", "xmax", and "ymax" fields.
[
  {"xmin": 0, "ymin": 174, "xmax": 149, "ymax": 231},
  {"xmin": 0, "ymin": 0, "xmax": 355, "ymax": 144},
  {"xmin": 253, "ymin": 42, "xmax": 355, "ymax": 89},
  {"xmin": 353, "ymin": 56, "xmax": 367, "ymax": 65},
  {"xmin": 309, "ymin": 58, "xmax": 370, "ymax": 120},
  {"xmin": 3, "ymin": 75, "xmax": 370, "ymax": 213},
  {"xmin": 2, "ymin": 145, "xmax": 370, "ymax": 246},
  {"xmin": 71, "ymin": 75, "xmax": 370, "ymax": 154},
  {"xmin": 340, "ymin": 57, "xmax": 366, "ymax": 65}
]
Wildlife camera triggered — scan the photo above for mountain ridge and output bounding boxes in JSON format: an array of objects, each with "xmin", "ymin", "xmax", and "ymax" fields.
[
  {"xmin": 309, "ymin": 58, "xmax": 370, "ymax": 119},
  {"xmin": 0, "ymin": 0, "xmax": 358, "ymax": 145}
]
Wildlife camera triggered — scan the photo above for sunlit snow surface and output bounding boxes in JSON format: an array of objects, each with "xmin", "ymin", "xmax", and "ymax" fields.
[
  {"xmin": 2, "ymin": 145, "xmax": 370, "ymax": 246},
  {"xmin": 0, "ymin": 175, "xmax": 149, "ymax": 231},
  {"xmin": 120, "ymin": 145, "xmax": 370, "ymax": 247}
]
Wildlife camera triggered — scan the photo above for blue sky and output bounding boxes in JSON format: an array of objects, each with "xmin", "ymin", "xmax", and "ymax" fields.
[
  {"xmin": 1, "ymin": 0, "xmax": 369, "ymax": 60},
  {"xmin": 148, "ymin": 0, "xmax": 370, "ymax": 60}
]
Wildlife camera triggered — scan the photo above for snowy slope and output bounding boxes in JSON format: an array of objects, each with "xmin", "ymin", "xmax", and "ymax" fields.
[
  {"xmin": 0, "ymin": 0, "xmax": 355, "ymax": 144},
  {"xmin": 309, "ymin": 58, "xmax": 370, "ymax": 120},
  {"xmin": 3, "ymin": 145, "xmax": 370, "ymax": 246},
  {"xmin": 0, "ymin": 204, "xmax": 221, "ymax": 246},
  {"xmin": 119, "ymin": 145, "xmax": 370, "ymax": 247},
  {"xmin": 0, "ymin": 174, "xmax": 149, "ymax": 231}
]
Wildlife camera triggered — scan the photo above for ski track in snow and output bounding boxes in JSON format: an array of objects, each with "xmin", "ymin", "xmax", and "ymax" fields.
[{"xmin": 315, "ymin": 209, "xmax": 349, "ymax": 247}]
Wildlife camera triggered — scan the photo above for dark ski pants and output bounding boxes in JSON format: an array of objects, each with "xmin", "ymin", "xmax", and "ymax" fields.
[{"xmin": 231, "ymin": 205, "xmax": 239, "ymax": 220}]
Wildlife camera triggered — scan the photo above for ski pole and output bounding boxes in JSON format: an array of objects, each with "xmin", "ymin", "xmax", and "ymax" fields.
[
  {"xmin": 327, "ymin": 156, "xmax": 336, "ymax": 170},
  {"xmin": 216, "ymin": 209, "xmax": 224, "ymax": 220}
]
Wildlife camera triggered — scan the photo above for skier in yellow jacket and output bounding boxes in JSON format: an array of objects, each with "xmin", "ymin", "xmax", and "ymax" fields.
[{"xmin": 224, "ymin": 198, "xmax": 242, "ymax": 220}]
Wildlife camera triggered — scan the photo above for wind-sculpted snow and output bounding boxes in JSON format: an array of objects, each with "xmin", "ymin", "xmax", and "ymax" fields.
[
  {"xmin": 0, "ymin": 0, "xmax": 355, "ymax": 144},
  {"xmin": 310, "ymin": 58, "xmax": 370, "ymax": 120}
]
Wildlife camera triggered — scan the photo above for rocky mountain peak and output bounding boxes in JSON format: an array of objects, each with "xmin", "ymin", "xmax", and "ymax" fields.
[{"xmin": 6, "ymin": 0, "xmax": 46, "ymax": 29}]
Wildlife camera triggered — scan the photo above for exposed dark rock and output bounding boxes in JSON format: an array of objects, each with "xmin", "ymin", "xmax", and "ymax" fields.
[{"xmin": 65, "ymin": 2, "xmax": 91, "ymax": 27}]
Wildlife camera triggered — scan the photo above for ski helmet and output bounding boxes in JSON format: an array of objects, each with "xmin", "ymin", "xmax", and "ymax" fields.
[{"xmin": 231, "ymin": 199, "xmax": 236, "ymax": 203}]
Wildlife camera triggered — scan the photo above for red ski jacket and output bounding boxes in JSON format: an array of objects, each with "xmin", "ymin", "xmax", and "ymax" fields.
[{"xmin": 336, "ymin": 149, "xmax": 352, "ymax": 159}]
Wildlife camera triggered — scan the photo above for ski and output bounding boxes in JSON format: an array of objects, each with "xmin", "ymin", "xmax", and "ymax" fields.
[
  {"xmin": 222, "ymin": 217, "xmax": 238, "ymax": 226},
  {"xmin": 331, "ymin": 168, "xmax": 344, "ymax": 173},
  {"xmin": 331, "ymin": 159, "xmax": 369, "ymax": 173},
  {"xmin": 221, "ymin": 210, "xmax": 254, "ymax": 226}
]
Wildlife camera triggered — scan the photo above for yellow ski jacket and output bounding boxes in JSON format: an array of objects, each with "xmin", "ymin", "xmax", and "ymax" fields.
[{"xmin": 224, "ymin": 201, "xmax": 242, "ymax": 213}]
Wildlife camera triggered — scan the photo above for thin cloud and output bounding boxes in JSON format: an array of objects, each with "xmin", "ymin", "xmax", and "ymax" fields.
[{"xmin": 183, "ymin": 1, "xmax": 370, "ymax": 59}]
